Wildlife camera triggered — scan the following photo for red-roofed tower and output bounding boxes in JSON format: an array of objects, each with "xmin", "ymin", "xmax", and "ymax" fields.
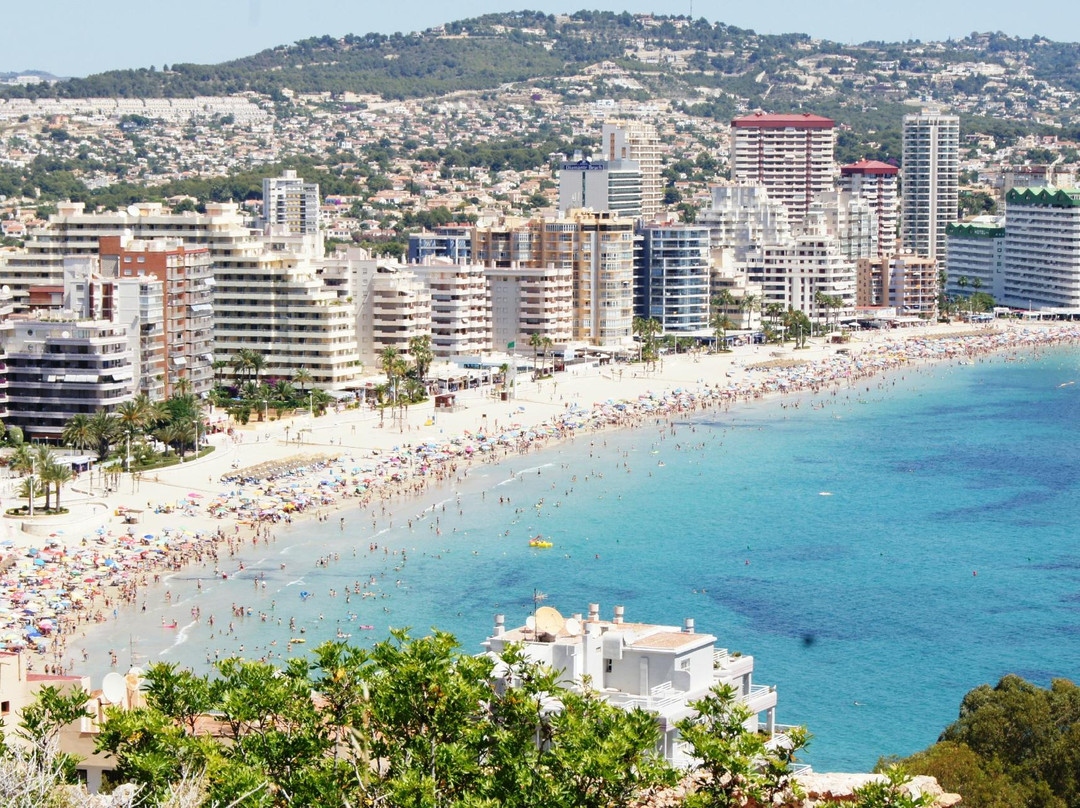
[
  {"xmin": 840, "ymin": 160, "xmax": 900, "ymax": 257},
  {"xmin": 730, "ymin": 112, "xmax": 836, "ymax": 225}
]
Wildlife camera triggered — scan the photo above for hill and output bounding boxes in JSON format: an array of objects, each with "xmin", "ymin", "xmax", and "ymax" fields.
[{"xmin": 1, "ymin": 10, "xmax": 1078, "ymax": 139}]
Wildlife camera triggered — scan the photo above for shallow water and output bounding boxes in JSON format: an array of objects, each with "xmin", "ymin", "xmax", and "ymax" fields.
[{"xmin": 73, "ymin": 345, "xmax": 1080, "ymax": 770}]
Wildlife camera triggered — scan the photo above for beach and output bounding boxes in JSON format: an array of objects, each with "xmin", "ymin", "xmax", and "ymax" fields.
[{"xmin": 3, "ymin": 319, "xmax": 1079, "ymax": 678}]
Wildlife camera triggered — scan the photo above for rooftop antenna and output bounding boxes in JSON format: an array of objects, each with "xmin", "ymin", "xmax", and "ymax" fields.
[
  {"xmin": 535, "ymin": 606, "xmax": 566, "ymax": 637},
  {"xmin": 102, "ymin": 672, "xmax": 126, "ymax": 706}
]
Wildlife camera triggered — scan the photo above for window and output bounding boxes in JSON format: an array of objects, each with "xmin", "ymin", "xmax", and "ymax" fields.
[{"xmin": 604, "ymin": 659, "xmax": 613, "ymax": 673}]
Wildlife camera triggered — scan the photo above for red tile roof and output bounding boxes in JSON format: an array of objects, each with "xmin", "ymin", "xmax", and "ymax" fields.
[
  {"xmin": 841, "ymin": 159, "xmax": 899, "ymax": 175},
  {"xmin": 731, "ymin": 112, "xmax": 834, "ymax": 129}
]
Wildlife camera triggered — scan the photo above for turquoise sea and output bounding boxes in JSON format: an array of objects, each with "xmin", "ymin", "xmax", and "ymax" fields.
[{"xmin": 72, "ymin": 345, "xmax": 1080, "ymax": 771}]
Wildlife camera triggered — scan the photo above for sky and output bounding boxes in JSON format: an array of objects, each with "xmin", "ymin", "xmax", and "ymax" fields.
[{"xmin": 2, "ymin": 0, "xmax": 1079, "ymax": 78}]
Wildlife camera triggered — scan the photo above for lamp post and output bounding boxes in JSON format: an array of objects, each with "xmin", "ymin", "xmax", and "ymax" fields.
[
  {"xmin": 309, "ymin": 391, "xmax": 314, "ymax": 417},
  {"xmin": 28, "ymin": 458, "xmax": 35, "ymax": 518}
]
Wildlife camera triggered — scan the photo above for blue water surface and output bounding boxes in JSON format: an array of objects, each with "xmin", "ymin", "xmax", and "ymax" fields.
[{"xmin": 75, "ymin": 346, "xmax": 1080, "ymax": 770}]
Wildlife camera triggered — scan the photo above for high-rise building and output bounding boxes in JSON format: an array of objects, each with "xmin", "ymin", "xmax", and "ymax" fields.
[
  {"xmin": 0, "ymin": 201, "xmax": 253, "ymax": 311},
  {"xmin": 743, "ymin": 211, "xmax": 856, "ymax": 322},
  {"xmin": 901, "ymin": 111, "xmax": 959, "ymax": 265},
  {"xmin": 856, "ymin": 254, "xmax": 938, "ymax": 317},
  {"xmin": 602, "ymin": 121, "xmax": 663, "ymax": 220},
  {"xmin": 408, "ymin": 262, "xmax": 492, "ymax": 357},
  {"xmin": 261, "ymin": 169, "xmax": 321, "ymax": 236},
  {"xmin": 5, "ymin": 317, "xmax": 134, "ymax": 441},
  {"xmin": 636, "ymin": 223, "xmax": 712, "ymax": 333},
  {"xmin": 474, "ymin": 211, "xmax": 635, "ymax": 347},
  {"xmin": 698, "ymin": 185, "xmax": 791, "ymax": 264},
  {"xmin": 558, "ymin": 156, "xmax": 642, "ymax": 219},
  {"xmin": 486, "ymin": 265, "xmax": 573, "ymax": 348},
  {"xmin": 810, "ymin": 192, "xmax": 879, "ymax": 261},
  {"xmin": 839, "ymin": 160, "xmax": 900, "ymax": 255},
  {"xmin": 213, "ymin": 247, "xmax": 361, "ymax": 391},
  {"xmin": 407, "ymin": 227, "xmax": 472, "ymax": 264},
  {"xmin": 730, "ymin": 112, "xmax": 836, "ymax": 225},
  {"xmin": 98, "ymin": 236, "xmax": 214, "ymax": 398},
  {"xmin": 1003, "ymin": 187, "xmax": 1080, "ymax": 309},
  {"xmin": 945, "ymin": 217, "xmax": 1006, "ymax": 302}
]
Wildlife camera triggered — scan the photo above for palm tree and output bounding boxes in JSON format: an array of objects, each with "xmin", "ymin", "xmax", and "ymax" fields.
[
  {"xmin": 957, "ymin": 275, "xmax": 969, "ymax": 314},
  {"xmin": 230, "ymin": 349, "xmax": 253, "ymax": 385},
  {"xmin": 292, "ymin": 367, "xmax": 314, "ymax": 396},
  {"xmin": 62, "ymin": 414, "xmax": 95, "ymax": 454},
  {"xmin": 9, "ymin": 443, "xmax": 34, "ymax": 476},
  {"xmin": 380, "ymin": 346, "xmax": 400, "ymax": 406},
  {"xmin": 632, "ymin": 317, "xmax": 662, "ymax": 369},
  {"xmin": 739, "ymin": 293, "xmax": 759, "ymax": 331},
  {"xmin": 529, "ymin": 332, "xmax": 543, "ymax": 380},
  {"xmin": 711, "ymin": 309, "xmax": 735, "ymax": 353},
  {"xmin": 971, "ymin": 277, "xmax": 984, "ymax": 315},
  {"xmin": 45, "ymin": 463, "xmax": 73, "ymax": 510},
  {"xmin": 273, "ymin": 380, "xmax": 296, "ymax": 404},
  {"xmin": 34, "ymin": 447, "xmax": 58, "ymax": 511},
  {"xmin": 87, "ymin": 410, "xmax": 117, "ymax": 463},
  {"xmin": 249, "ymin": 351, "xmax": 267, "ymax": 386},
  {"xmin": 17, "ymin": 477, "xmax": 42, "ymax": 514},
  {"xmin": 408, "ymin": 335, "xmax": 433, "ymax": 387},
  {"xmin": 156, "ymin": 423, "xmax": 184, "ymax": 457},
  {"xmin": 541, "ymin": 336, "xmax": 554, "ymax": 377},
  {"xmin": 211, "ymin": 359, "xmax": 228, "ymax": 388}
]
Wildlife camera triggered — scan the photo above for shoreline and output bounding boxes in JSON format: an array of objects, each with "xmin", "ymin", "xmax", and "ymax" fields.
[{"xmin": 4, "ymin": 321, "xmax": 1079, "ymax": 678}]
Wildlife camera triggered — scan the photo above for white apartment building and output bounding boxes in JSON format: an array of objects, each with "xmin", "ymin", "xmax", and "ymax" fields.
[
  {"xmin": 485, "ymin": 265, "xmax": 573, "ymax": 348},
  {"xmin": 409, "ymin": 261, "xmax": 492, "ymax": 357},
  {"xmin": 839, "ymin": 160, "xmax": 900, "ymax": 256},
  {"xmin": 698, "ymin": 185, "xmax": 792, "ymax": 264},
  {"xmin": 901, "ymin": 111, "xmax": 959, "ymax": 265},
  {"xmin": 5, "ymin": 317, "xmax": 134, "ymax": 441},
  {"xmin": 945, "ymin": 217, "xmax": 1006, "ymax": 301},
  {"xmin": 558, "ymin": 157, "xmax": 642, "ymax": 219},
  {"xmin": 637, "ymin": 223, "xmax": 712, "ymax": 333},
  {"xmin": 482, "ymin": 603, "xmax": 785, "ymax": 766},
  {"xmin": 1003, "ymin": 187, "xmax": 1080, "ymax": 309},
  {"xmin": 744, "ymin": 212, "xmax": 856, "ymax": 323},
  {"xmin": 213, "ymin": 247, "xmax": 361, "ymax": 390},
  {"xmin": 602, "ymin": 120, "xmax": 663, "ymax": 220},
  {"xmin": 730, "ymin": 113, "xmax": 836, "ymax": 225},
  {"xmin": 0, "ymin": 201, "xmax": 254, "ymax": 311},
  {"xmin": 261, "ymin": 170, "xmax": 321, "ymax": 236},
  {"xmin": 810, "ymin": 193, "xmax": 879, "ymax": 261},
  {"xmin": 350, "ymin": 262, "xmax": 433, "ymax": 368}
]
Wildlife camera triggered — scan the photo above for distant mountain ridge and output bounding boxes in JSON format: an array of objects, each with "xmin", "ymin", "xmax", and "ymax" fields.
[{"xmin": 2, "ymin": 10, "xmax": 1079, "ymax": 136}]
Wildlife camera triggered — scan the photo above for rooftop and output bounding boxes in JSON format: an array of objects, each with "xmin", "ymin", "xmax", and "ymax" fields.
[
  {"xmin": 840, "ymin": 159, "xmax": 899, "ymax": 176},
  {"xmin": 731, "ymin": 112, "xmax": 835, "ymax": 129}
]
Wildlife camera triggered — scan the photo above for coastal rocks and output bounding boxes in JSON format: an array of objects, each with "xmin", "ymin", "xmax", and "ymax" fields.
[{"xmin": 796, "ymin": 772, "xmax": 961, "ymax": 806}]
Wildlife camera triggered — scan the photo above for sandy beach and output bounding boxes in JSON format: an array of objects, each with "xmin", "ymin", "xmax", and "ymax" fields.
[{"xmin": 4, "ymin": 319, "xmax": 1079, "ymax": 673}]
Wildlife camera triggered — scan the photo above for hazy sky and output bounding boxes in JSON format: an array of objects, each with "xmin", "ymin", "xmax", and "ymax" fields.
[{"xmin": 3, "ymin": 0, "xmax": 1078, "ymax": 77}]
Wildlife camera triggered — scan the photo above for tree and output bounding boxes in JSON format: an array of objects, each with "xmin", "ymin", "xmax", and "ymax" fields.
[
  {"xmin": 17, "ymin": 684, "xmax": 92, "ymax": 784},
  {"xmin": 739, "ymin": 293, "xmax": 760, "ymax": 331},
  {"xmin": 380, "ymin": 346, "xmax": 400, "ymax": 408},
  {"xmin": 632, "ymin": 317, "xmax": 662, "ymax": 369},
  {"xmin": 87, "ymin": 410, "xmax": 117, "ymax": 463},
  {"xmin": 60, "ymin": 414, "xmax": 94, "ymax": 455},
  {"xmin": 408, "ymin": 334, "xmax": 433, "ymax": 387},
  {"xmin": 292, "ymin": 366, "xmax": 314, "ymax": 396},
  {"xmin": 529, "ymin": 332, "xmax": 544, "ymax": 380},
  {"xmin": 676, "ymin": 683, "xmax": 809, "ymax": 808}
]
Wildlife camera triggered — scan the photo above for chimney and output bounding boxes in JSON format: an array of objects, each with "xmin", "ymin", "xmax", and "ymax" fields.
[
  {"xmin": 493, "ymin": 614, "xmax": 504, "ymax": 637},
  {"xmin": 588, "ymin": 603, "xmax": 600, "ymax": 622},
  {"xmin": 613, "ymin": 605, "xmax": 624, "ymax": 625},
  {"xmin": 683, "ymin": 617, "xmax": 695, "ymax": 634},
  {"xmin": 572, "ymin": 613, "xmax": 583, "ymax": 622}
]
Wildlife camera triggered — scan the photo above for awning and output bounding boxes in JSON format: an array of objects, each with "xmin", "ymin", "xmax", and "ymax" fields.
[{"xmin": 188, "ymin": 303, "xmax": 212, "ymax": 313}]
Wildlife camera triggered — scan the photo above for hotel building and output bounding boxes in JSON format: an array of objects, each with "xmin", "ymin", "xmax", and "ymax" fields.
[
  {"xmin": 945, "ymin": 217, "xmax": 1006, "ymax": 301},
  {"xmin": 1002, "ymin": 187, "xmax": 1080, "ymax": 309}
]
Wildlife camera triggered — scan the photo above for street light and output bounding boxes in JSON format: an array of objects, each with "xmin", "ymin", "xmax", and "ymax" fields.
[{"xmin": 28, "ymin": 457, "xmax": 35, "ymax": 518}]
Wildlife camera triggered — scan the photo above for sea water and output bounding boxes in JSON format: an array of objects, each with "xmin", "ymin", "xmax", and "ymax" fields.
[{"xmin": 72, "ymin": 346, "xmax": 1080, "ymax": 771}]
